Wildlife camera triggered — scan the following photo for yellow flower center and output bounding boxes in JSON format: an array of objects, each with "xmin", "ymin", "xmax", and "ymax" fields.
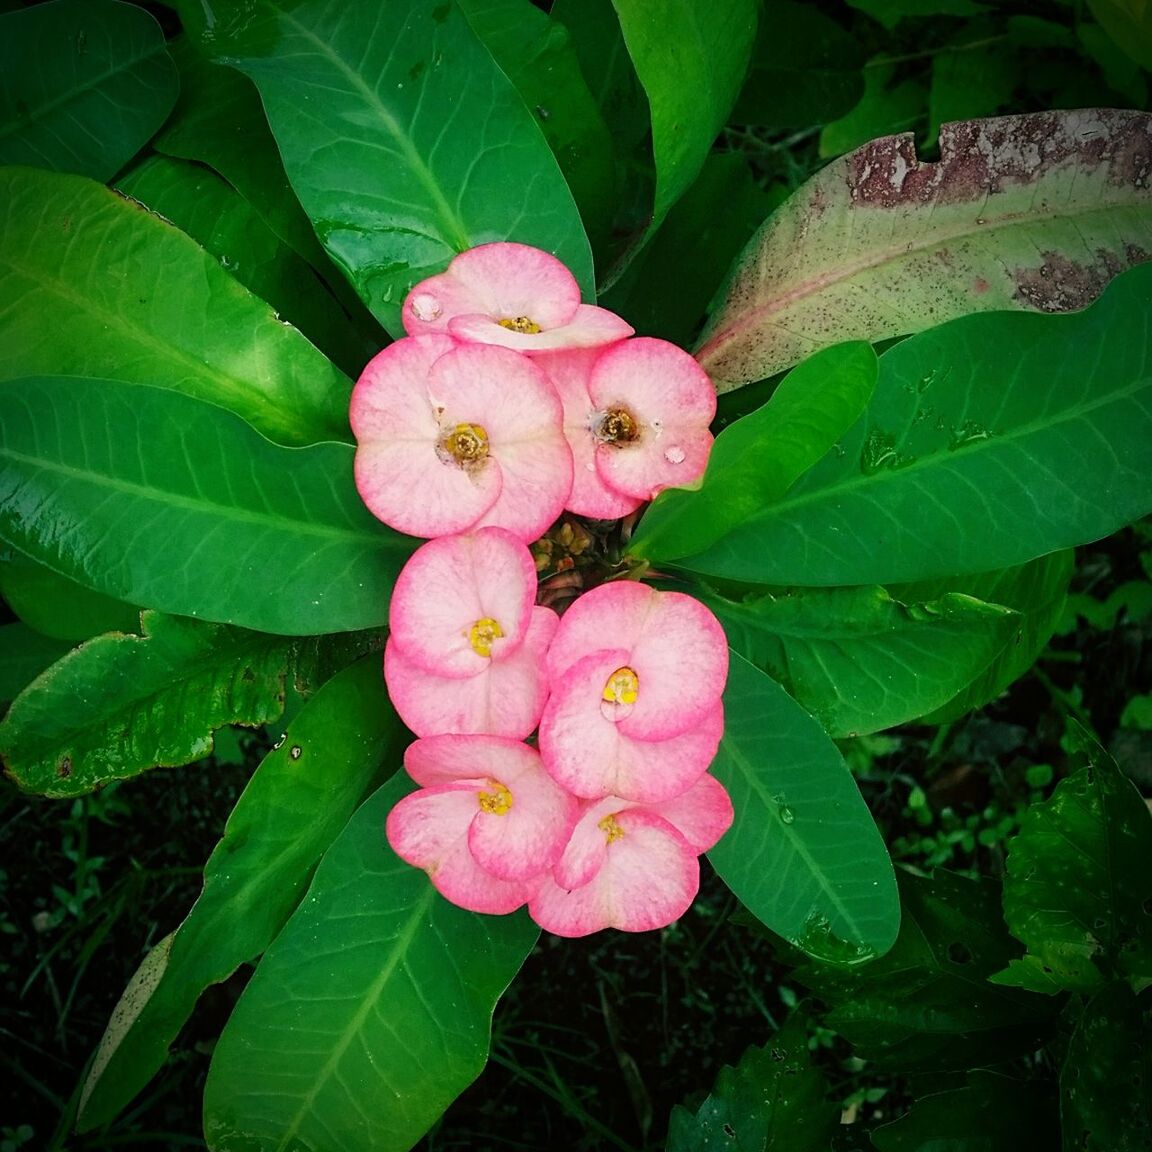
[
  {"xmin": 497, "ymin": 315, "xmax": 542, "ymax": 334},
  {"xmin": 598, "ymin": 813, "xmax": 626, "ymax": 843},
  {"xmin": 441, "ymin": 422, "xmax": 489, "ymax": 466},
  {"xmin": 478, "ymin": 780, "xmax": 513, "ymax": 815},
  {"xmin": 602, "ymin": 666, "xmax": 639, "ymax": 706},
  {"xmin": 595, "ymin": 407, "xmax": 640, "ymax": 444},
  {"xmin": 469, "ymin": 617, "xmax": 504, "ymax": 658}
]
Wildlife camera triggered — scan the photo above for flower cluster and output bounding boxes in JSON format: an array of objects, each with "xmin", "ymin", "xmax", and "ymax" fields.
[{"xmin": 351, "ymin": 243, "xmax": 732, "ymax": 937}]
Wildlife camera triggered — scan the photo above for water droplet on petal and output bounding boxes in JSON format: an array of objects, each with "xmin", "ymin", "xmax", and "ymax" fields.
[
  {"xmin": 411, "ymin": 293, "xmax": 442, "ymax": 322},
  {"xmin": 664, "ymin": 446, "xmax": 685, "ymax": 464}
]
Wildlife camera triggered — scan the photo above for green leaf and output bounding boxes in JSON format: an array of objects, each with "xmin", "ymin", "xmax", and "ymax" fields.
[
  {"xmin": 0, "ymin": 623, "xmax": 73, "ymax": 708},
  {"xmin": 992, "ymin": 728, "xmax": 1152, "ymax": 994},
  {"xmin": 0, "ymin": 0, "xmax": 178, "ymax": 180},
  {"xmin": 630, "ymin": 342, "xmax": 877, "ymax": 564},
  {"xmin": 785, "ymin": 870, "xmax": 1056, "ymax": 1072},
  {"xmin": 699, "ymin": 108, "xmax": 1152, "ymax": 391},
  {"xmin": 896, "ymin": 551, "xmax": 1075, "ymax": 724},
  {"xmin": 708, "ymin": 652, "xmax": 899, "ymax": 964},
  {"xmin": 183, "ymin": 0, "xmax": 592, "ymax": 336},
  {"xmin": 459, "ymin": 0, "xmax": 615, "ymax": 261},
  {"xmin": 666, "ymin": 1014, "xmax": 837, "ymax": 1151},
  {"xmin": 1086, "ymin": 0, "xmax": 1152, "ymax": 71},
  {"xmin": 928, "ymin": 30, "xmax": 1019, "ymax": 144},
  {"xmin": 704, "ymin": 586, "xmax": 1019, "ymax": 738},
  {"xmin": 0, "ymin": 550, "xmax": 138, "ymax": 642},
  {"xmin": 202, "ymin": 775, "xmax": 540, "ymax": 1152},
  {"xmin": 0, "ymin": 377, "xmax": 414, "ymax": 635},
  {"xmin": 674, "ymin": 266, "xmax": 1152, "ymax": 587},
  {"xmin": 0, "ymin": 167, "xmax": 353, "ymax": 447},
  {"xmin": 114, "ymin": 154, "xmax": 373, "ymax": 379},
  {"xmin": 846, "ymin": 0, "xmax": 991, "ymax": 29},
  {"xmin": 819, "ymin": 64, "xmax": 926, "ymax": 160},
  {"xmin": 734, "ymin": 1, "xmax": 865, "ymax": 130},
  {"xmin": 77, "ymin": 657, "xmax": 405, "ymax": 1131},
  {"xmin": 0, "ymin": 610, "xmax": 295, "ymax": 797},
  {"xmin": 872, "ymin": 1071, "xmax": 1058, "ymax": 1151},
  {"xmin": 610, "ymin": 0, "xmax": 758, "ymax": 242},
  {"xmin": 1060, "ymin": 983, "xmax": 1152, "ymax": 1152}
]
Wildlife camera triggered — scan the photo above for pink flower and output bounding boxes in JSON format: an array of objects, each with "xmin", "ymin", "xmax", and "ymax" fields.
[
  {"xmin": 401, "ymin": 242, "xmax": 633, "ymax": 353},
  {"xmin": 542, "ymin": 338, "xmax": 716, "ymax": 511},
  {"xmin": 385, "ymin": 529, "xmax": 557, "ymax": 738},
  {"xmin": 351, "ymin": 336, "xmax": 573, "ymax": 541},
  {"xmin": 528, "ymin": 774, "xmax": 734, "ymax": 937},
  {"xmin": 387, "ymin": 735, "xmax": 580, "ymax": 915},
  {"xmin": 539, "ymin": 581, "xmax": 729, "ymax": 802}
]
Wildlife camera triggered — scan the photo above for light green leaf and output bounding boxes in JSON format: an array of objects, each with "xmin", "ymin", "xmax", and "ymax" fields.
[
  {"xmin": 992, "ymin": 727, "xmax": 1152, "ymax": 993},
  {"xmin": 708, "ymin": 652, "xmax": 899, "ymax": 963},
  {"xmin": 0, "ymin": 623, "xmax": 73, "ymax": 708},
  {"xmin": 705, "ymin": 586, "xmax": 1019, "ymax": 738},
  {"xmin": 0, "ymin": 0, "xmax": 178, "ymax": 180},
  {"xmin": 610, "ymin": 0, "xmax": 758, "ymax": 244},
  {"xmin": 0, "ymin": 377, "xmax": 414, "ymax": 636},
  {"xmin": 0, "ymin": 166, "xmax": 352, "ymax": 447},
  {"xmin": 115, "ymin": 153, "xmax": 373, "ymax": 379},
  {"xmin": 700, "ymin": 108, "xmax": 1152, "ymax": 391},
  {"xmin": 78, "ymin": 657, "xmax": 404, "ymax": 1131},
  {"xmin": 630, "ymin": 342, "xmax": 877, "ymax": 564},
  {"xmin": 0, "ymin": 610, "xmax": 294, "ymax": 797},
  {"xmin": 203, "ymin": 775, "xmax": 539, "ymax": 1152},
  {"xmin": 184, "ymin": 0, "xmax": 592, "ymax": 336},
  {"xmin": 674, "ymin": 265, "xmax": 1152, "ymax": 587}
]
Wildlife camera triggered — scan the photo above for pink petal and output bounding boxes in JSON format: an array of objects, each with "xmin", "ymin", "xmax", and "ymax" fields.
[
  {"xmin": 385, "ymin": 607, "xmax": 559, "ymax": 738},
  {"xmin": 646, "ymin": 772, "xmax": 734, "ymax": 853},
  {"xmin": 471, "ymin": 430, "xmax": 573, "ymax": 542},
  {"xmin": 386, "ymin": 786, "xmax": 533, "ymax": 914},
  {"xmin": 388, "ymin": 529, "xmax": 536, "ymax": 678},
  {"xmin": 449, "ymin": 305, "xmax": 633, "ymax": 353},
  {"xmin": 449, "ymin": 242, "xmax": 581, "ymax": 329},
  {"xmin": 401, "ymin": 271, "xmax": 481, "ymax": 336},
  {"xmin": 349, "ymin": 334, "xmax": 456, "ymax": 440},
  {"xmin": 529, "ymin": 809, "xmax": 699, "ymax": 936},
  {"xmin": 538, "ymin": 650, "xmax": 723, "ymax": 802}
]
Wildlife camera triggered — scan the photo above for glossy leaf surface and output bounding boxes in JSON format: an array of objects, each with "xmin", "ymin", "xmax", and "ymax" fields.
[
  {"xmin": 630, "ymin": 342, "xmax": 877, "ymax": 563},
  {"xmin": 698, "ymin": 109, "xmax": 1152, "ymax": 390},
  {"xmin": 0, "ymin": 624, "xmax": 72, "ymax": 708},
  {"xmin": 0, "ymin": 167, "xmax": 352, "ymax": 446},
  {"xmin": 993, "ymin": 729, "xmax": 1152, "ymax": 993},
  {"xmin": 666, "ymin": 1014, "xmax": 837, "ymax": 1151},
  {"xmin": 0, "ymin": 0, "xmax": 178, "ymax": 180},
  {"xmin": 611, "ymin": 0, "xmax": 758, "ymax": 239},
  {"xmin": 203, "ymin": 775, "xmax": 540, "ymax": 1152},
  {"xmin": 0, "ymin": 611, "xmax": 292, "ymax": 797},
  {"xmin": 708, "ymin": 653, "xmax": 899, "ymax": 963},
  {"xmin": 0, "ymin": 377, "xmax": 414, "ymax": 635},
  {"xmin": 707, "ymin": 586, "xmax": 1018, "ymax": 738},
  {"xmin": 188, "ymin": 0, "xmax": 592, "ymax": 336},
  {"xmin": 672, "ymin": 266, "xmax": 1152, "ymax": 587},
  {"xmin": 786, "ymin": 870, "xmax": 1055, "ymax": 1072},
  {"xmin": 78, "ymin": 658, "xmax": 404, "ymax": 1131}
]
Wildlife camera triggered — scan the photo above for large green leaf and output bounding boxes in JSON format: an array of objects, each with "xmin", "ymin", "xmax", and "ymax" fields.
[
  {"xmin": 78, "ymin": 657, "xmax": 404, "ymax": 1132},
  {"xmin": 1060, "ymin": 983, "xmax": 1152, "ymax": 1152},
  {"xmin": 698, "ymin": 108, "xmax": 1152, "ymax": 390},
  {"xmin": 0, "ymin": 166, "xmax": 352, "ymax": 447},
  {"xmin": 0, "ymin": 610, "xmax": 293, "ymax": 797},
  {"xmin": 818, "ymin": 63, "xmax": 927, "ymax": 160},
  {"xmin": 706, "ymin": 586, "xmax": 1018, "ymax": 738},
  {"xmin": 785, "ymin": 870, "xmax": 1055, "ymax": 1073},
  {"xmin": 202, "ymin": 775, "xmax": 540, "ymax": 1152},
  {"xmin": 184, "ymin": 0, "xmax": 592, "ymax": 336},
  {"xmin": 666, "ymin": 1014, "xmax": 838, "ymax": 1151},
  {"xmin": 668, "ymin": 266, "xmax": 1152, "ymax": 587},
  {"xmin": 609, "ymin": 0, "xmax": 758, "ymax": 251},
  {"xmin": 708, "ymin": 652, "xmax": 899, "ymax": 963},
  {"xmin": 0, "ymin": 550, "xmax": 138, "ymax": 642},
  {"xmin": 0, "ymin": 0, "xmax": 178, "ymax": 180},
  {"xmin": 630, "ymin": 342, "xmax": 877, "ymax": 564},
  {"xmin": 459, "ymin": 0, "xmax": 615, "ymax": 260},
  {"xmin": 115, "ymin": 154, "xmax": 374, "ymax": 379},
  {"xmin": 898, "ymin": 551, "xmax": 1075, "ymax": 723},
  {"xmin": 0, "ymin": 623, "xmax": 72, "ymax": 709},
  {"xmin": 992, "ymin": 728, "xmax": 1152, "ymax": 994},
  {"xmin": 0, "ymin": 377, "xmax": 414, "ymax": 635}
]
